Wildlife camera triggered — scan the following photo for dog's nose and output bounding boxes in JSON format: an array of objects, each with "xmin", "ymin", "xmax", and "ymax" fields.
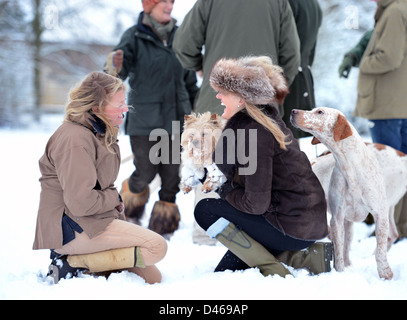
[
  {"xmin": 291, "ymin": 109, "xmax": 299, "ymax": 115},
  {"xmin": 192, "ymin": 140, "xmax": 200, "ymax": 147}
]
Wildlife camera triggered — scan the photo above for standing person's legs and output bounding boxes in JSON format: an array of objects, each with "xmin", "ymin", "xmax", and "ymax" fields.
[
  {"xmin": 369, "ymin": 119, "xmax": 402, "ymax": 151},
  {"xmin": 157, "ymin": 137, "xmax": 181, "ymax": 203},
  {"xmin": 399, "ymin": 119, "xmax": 407, "ymax": 154},
  {"xmin": 129, "ymin": 136, "xmax": 158, "ymax": 193},
  {"xmin": 370, "ymin": 119, "xmax": 407, "ymax": 241}
]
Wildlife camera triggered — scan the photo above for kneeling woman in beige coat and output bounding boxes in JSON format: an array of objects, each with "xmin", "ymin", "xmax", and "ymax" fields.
[{"xmin": 33, "ymin": 72, "xmax": 167, "ymax": 284}]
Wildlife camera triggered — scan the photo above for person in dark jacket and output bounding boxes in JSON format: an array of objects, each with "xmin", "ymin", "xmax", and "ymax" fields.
[
  {"xmin": 104, "ymin": 0, "xmax": 198, "ymax": 235},
  {"xmin": 282, "ymin": 0, "xmax": 323, "ymax": 139},
  {"xmin": 194, "ymin": 56, "xmax": 332, "ymax": 277}
]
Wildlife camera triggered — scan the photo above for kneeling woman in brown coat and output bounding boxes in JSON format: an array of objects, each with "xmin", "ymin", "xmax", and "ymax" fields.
[
  {"xmin": 195, "ymin": 56, "xmax": 332, "ymax": 277},
  {"xmin": 33, "ymin": 72, "xmax": 167, "ymax": 284}
]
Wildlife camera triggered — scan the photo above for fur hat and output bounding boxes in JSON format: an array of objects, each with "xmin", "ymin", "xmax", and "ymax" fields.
[
  {"xmin": 142, "ymin": 0, "xmax": 161, "ymax": 14},
  {"xmin": 209, "ymin": 56, "xmax": 289, "ymax": 105}
]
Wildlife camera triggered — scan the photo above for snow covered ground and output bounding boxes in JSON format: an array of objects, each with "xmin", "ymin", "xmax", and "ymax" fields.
[
  {"xmin": 1, "ymin": 0, "xmax": 406, "ymax": 301},
  {"xmin": 0, "ymin": 114, "xmax": 406, "ymax": 300}
]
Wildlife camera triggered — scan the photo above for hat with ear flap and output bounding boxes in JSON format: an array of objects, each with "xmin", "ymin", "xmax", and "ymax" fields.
[
  {"xmin": 209, "ymin": 56, "xmax": 289, "ymax": 105},
  {"xmin": 142, "ymin": 0, "xmax": 162, "ymax": 14}
]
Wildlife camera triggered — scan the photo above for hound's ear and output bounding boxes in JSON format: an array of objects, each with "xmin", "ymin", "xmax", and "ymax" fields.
[
  {"xmin": 333, "ymin": 114, "xmax": 352, "ymax": 142},
  {"xmin": 185, "ymin": 114, "xmax": 191, "ymax": 121},
  {"xmin": 311, "ymin": 137, "xmax": 321, "ymax": 145}
]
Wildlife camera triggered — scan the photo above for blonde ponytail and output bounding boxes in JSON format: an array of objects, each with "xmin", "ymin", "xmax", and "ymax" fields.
[{"xmin": 244, "ymin": 103, "xmax": 290, "ymax": 150}]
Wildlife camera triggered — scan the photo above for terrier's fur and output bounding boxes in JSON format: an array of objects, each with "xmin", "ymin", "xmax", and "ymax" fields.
[{"xmin": 180, "ymin": 112, "xmax": 226, "ymax": 194}]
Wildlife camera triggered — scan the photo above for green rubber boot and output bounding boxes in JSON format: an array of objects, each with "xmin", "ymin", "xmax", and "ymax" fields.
[
  {"xmin": 207, "ymin": 218, "xmax": 291, "ymax": 278},
  {"xmin": 276, "ymin": 242, "xmax": 333, "ymax": 275}
]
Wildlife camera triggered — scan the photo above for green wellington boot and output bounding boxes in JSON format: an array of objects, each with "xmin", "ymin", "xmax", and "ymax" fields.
[
  {"xmin": 207, "ymin": 218, "xmax": 291, "ymax": 278},
  {"xmin": 277, "ymin": 242, "xmax": 333, "ymax": 275}
]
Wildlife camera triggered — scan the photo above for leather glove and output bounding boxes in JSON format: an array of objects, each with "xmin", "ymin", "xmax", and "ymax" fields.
[
  {"xmin": 113, "ymin": 50, "xmax": 123, "ymax": 71},
  {"xmin": 104, "ymin": 50, "xmax": 123, "ymax": 76},
  {"xmin": 338, "ymin": 55, "xmax": 355, "ymax": 78}
]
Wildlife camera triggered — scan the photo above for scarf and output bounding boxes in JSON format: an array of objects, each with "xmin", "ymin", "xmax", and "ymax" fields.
[{"xmin": 143, "ymin": 13, "xmax": 176, "ymax": 45}]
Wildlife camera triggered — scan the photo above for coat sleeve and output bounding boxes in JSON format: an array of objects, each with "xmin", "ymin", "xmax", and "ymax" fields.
[
  {"xmin": 184, "ymin": 69, "xmax": 199, "ymax": 109},
  {"xmin": 360, "ymin": 9, "xmax": 406, "ymax": 75},
  {"xmin": 278, "ymin": 0, "xmax": 301, "ymax": 86},
  {"xmin": 113, "ymin": 27, "xmax": 138, "ymax": 80},
  {"xmin": 53, "ymin": 145, "xmax": 120, "ymax": 218},
  {"xmin": 224, "ymin": 125, "xmax": 275, "ymax": 215},
  {"xmin": 172, "ymin": 1, "xmax": 206, "ymax": 71}
]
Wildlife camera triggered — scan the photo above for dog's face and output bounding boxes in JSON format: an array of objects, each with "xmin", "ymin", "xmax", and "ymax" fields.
[
  {"xmin": 290, "ymin": 107, "xmax": 353, "ymax": 145},
  {"xmin": 181, "ymin": 112, "xmax": 225, "ymax": 165}
]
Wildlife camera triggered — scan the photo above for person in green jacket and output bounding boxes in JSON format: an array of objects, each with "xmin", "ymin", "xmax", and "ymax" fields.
[
  {"xmin": 104, "ymin": 0, "xmax": 199, "ymax": 236},
  {"xmin": 172, "ymin": 0, "xmax": 300, "ymax": 117}
]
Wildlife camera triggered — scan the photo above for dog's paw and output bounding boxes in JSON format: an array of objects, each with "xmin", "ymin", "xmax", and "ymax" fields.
[
  {"xmin": 201, "ymin": 180, "xmax": 215, "ymax": 193},
  {"xmin": 201, "ymin": 177, "xmax": 224, "ymax": 193},
  {"xmin": 180, "ymin": 183, "xmax": 193, "ymax": 194},
  {"xmin": 378, "ymin": 266, "xmax": 393, "ymax": 280}
]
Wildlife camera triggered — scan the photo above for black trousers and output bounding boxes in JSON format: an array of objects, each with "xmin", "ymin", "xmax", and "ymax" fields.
[
  {"xmin": 194, "ymin": 198, "xmax": 314, "ymax": 272},
  {"xmin": 129, "ymin": 135, "xmax": 180, "ymax": 203}
]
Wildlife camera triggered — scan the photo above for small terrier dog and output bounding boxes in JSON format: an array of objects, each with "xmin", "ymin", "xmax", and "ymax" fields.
[{"xmin": 180, "ymin": 112, "xmax": 226, "ymax": 194}]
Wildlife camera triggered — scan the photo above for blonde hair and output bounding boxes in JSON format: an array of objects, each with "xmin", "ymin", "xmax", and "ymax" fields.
[
  {"xmin": 210, "ymin": 55, "xmax": 290, "ymax": 149},
  {"xmin": 65, "ymin": 72, "xmax": 125, "ymax": 153},
  {"xmin": 244, "ymin": 103, "xmax": 290, "ymax": 150},
  {"xmin": 243, "ymin": 56, "xmax": 290, "ymax": 149}
]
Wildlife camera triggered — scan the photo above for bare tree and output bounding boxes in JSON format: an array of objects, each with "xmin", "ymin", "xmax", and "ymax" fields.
[{"xmin": 32, "ymin": 0, "xmax": 43, "ymax": 122}]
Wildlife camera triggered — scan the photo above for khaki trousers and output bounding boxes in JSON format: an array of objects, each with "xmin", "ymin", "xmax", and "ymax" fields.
[{"xmin": 55, "ymin": 219, "xmax": 167, "ymax": 284}]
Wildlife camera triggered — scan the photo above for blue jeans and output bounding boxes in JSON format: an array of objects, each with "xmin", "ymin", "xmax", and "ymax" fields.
[{"xmin": 370, "ymin": 119, "xmax": 407, "ymax": 153}]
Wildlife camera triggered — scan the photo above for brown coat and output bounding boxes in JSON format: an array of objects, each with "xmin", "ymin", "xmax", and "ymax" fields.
[
  {"xmin": 214, "ymin": 107, "xmax": 328, "ymax": 241},
  {"xmin": 33, "ymin": 114, "xmax": 124, "ymax": 250}
]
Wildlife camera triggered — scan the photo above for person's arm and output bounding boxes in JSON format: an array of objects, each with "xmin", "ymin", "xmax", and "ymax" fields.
[
  {"xmin": 54, "ymin": 145, "xmax": 120, "ymax": 217},
  {"xmin": 104, "ymin": 27, "xmax": 137, "ymax": 79},
  {"xmin": 360, "ymin": 11, "xmax": 406, "ymax": 75},
  {"xmin": 184, "ymin": 69, "xmax": 199, "ymax": 109},
  {"xmin": 278, "ymin": 0, "xmax": 301, "ymax": 86},
  {"xmin": 172, "ymin": 1, "xmax": 206, "ymax": 71},
  {"xmin": 338, "ymin": 30, "xmax": 373, "ymax": 78}
]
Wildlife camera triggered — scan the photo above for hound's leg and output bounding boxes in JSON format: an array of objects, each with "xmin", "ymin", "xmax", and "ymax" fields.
[
  {"xmin": 373, "ymin": 210, "xmax": 393, "ymax": 280},
  {"xmin": 343, "ymin": 219, "xmax": 353, "ymax": 267},
  {"xmin": 387, "ymin": 205, "xmax": 398, "ymax": 250},
  {"xmin": 330, "ymin": 214, "xmax": 345, "ymax": 272}
]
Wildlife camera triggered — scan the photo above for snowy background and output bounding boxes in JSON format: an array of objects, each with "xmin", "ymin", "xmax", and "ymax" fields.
[{"xmin": 1, "ymin": 0, "xmax": 407, "ymax": 300}]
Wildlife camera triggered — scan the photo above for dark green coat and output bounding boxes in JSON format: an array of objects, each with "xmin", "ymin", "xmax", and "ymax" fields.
[
  {"xmin": 283, "ymin": 0, "xmax": 323, "ymax": 138},
  {"xmin": 113, "ymin": 12, "xmax": 198, "ymax": 136},
  {"xmin": 173, "ymin": 0, "xmax": 300, "ymax": 115}
]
